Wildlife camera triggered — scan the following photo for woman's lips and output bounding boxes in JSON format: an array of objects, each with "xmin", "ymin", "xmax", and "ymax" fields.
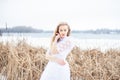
[{"xmin": 61, "ymin": 34, "xmax": 65, "ymax": 36}]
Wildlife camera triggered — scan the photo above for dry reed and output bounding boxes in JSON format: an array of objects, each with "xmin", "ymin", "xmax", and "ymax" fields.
[{"xmin": 0, "ymin": 40, "xmax": 120, "ymax": 80}]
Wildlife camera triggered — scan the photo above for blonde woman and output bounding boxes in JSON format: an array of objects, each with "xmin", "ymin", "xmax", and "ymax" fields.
[{"xmin": 40, "ymin": 22, "xmax": 74, "ymax": 80}]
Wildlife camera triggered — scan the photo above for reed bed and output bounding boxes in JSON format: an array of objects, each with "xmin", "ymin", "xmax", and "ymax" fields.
[{"xmin": 0, "ymin": 40, "xmax": 120, "ymax": 80}]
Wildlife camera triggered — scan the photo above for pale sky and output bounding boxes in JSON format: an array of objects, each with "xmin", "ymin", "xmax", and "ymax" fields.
[{"xmin": 0, "ymin": 0, "xmax": 120, "ymax": 30}]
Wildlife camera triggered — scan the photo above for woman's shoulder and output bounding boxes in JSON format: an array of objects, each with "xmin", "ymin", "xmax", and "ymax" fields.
[
  {"xmin": 66, "ymin": 36, "xmax": 75, "ymax": 48},
  {"xmin": 65, "ymin": 36, "xmax": 75, "ymax": 45},
  {"xmin": 66, "ymin": 36, "xmax": 74, "ymax": 41}
]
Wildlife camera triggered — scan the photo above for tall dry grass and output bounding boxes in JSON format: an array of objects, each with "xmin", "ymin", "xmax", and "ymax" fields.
[{"xmin": 0, "ymin": 40, "xmax": 120, "ymax": 80}]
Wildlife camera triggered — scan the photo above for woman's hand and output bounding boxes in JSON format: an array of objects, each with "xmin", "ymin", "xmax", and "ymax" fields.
[
  {"xmin": 56, "ymin": 58, "xmax": 66, "ymax": 66},
  {"xmin": 54, "ymin": 33, "xmax": 61, "ymax": 42}
]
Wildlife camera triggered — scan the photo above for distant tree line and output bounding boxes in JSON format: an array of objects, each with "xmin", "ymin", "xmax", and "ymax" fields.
[
  {"xmin": 72, "ymin": 29, "xmax": 120, "ymax": 34},
  {"xmin": 0, "ymin": 29, "xmax": 2, "ymax": 36},
  {"xmin": 0, "ymin": 26, "xmax": 120, "ymax": 35},
  {"xmin": 0, "ymin": 26, "xmax": 43, "ymax": 33}
]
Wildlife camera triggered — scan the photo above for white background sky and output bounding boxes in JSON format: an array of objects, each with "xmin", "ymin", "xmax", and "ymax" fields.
[{"xmin": 0, "ymin": 0, "xmax": 120, "ymax": 30}]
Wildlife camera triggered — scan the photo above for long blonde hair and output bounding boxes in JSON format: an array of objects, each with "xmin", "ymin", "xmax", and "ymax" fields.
[{"xmin": 50, "ymin": 22, "xmax": 71, "ymax": 46}]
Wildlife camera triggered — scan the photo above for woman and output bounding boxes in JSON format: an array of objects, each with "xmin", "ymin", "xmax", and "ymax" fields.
[{"xmin": 40, "ymin": 22, "xmax": 74, "ymax": 80}]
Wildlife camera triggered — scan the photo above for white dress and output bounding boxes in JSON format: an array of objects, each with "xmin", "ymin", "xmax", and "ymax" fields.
[{"xmin": 40, "ymin": 37, "xmax": 74, "ymax": 80}]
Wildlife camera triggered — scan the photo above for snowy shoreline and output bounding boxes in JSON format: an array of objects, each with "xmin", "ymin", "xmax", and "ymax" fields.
[{"xmin": 0, "ymin": 36, "xmax": 120, "ymax": 52}]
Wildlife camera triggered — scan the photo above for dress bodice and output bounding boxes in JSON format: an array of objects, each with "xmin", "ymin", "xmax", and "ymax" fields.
[{"xmin": 47, "ymin": 37, "xmax": 74, "ymax": 60}]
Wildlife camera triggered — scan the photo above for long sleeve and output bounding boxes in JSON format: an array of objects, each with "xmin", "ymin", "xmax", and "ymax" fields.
[{"xmin": 45, "ymin": 48, "xmax": 58, "ymax": 62}]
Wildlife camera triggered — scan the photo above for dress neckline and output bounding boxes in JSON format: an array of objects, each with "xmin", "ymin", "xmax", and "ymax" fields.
[{"xmin": 60, "ymin": 36, "xmax": 68, "ymax": 41}]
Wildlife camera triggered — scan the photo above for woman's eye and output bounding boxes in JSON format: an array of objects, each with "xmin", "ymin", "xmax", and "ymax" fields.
[{"xmin": 60, "ymin": 30, "xmax": 63, "ymax": 32}]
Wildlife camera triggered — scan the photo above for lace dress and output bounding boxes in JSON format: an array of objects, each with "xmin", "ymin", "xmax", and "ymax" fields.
[{"xmin": 40, "ymin": 37, "xmax": 74, "ymax": 80}]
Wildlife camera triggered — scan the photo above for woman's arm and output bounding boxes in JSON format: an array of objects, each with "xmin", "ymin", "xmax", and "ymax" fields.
[
  {"xmin": 50, "ymin": 40, "xmax": 59, "ymax": 54},
  {"xmin": 50, "ymin": 34, "xmax": 60, "ymax": 54},
  {"xmin": 45, "ymin": 54, "xmax": 57, "ymax": 62},
  {"xmin": 45, "ymin": 54, "xmax": 66, "ymax": 65},
  {"xmin": 45, "ymin": 33, "xmax": 66, "ymax": 65}
]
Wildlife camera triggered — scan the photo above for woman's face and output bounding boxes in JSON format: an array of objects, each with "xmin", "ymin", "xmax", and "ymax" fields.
[{"xmin": 58, "ymin": 25, "xmax": 69, "ymax": 38}]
